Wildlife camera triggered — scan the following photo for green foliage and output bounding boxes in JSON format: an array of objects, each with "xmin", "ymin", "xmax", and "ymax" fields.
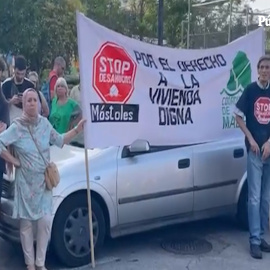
[
  {"xmin": 0, "ymin": 0, "xmax": 85, "ymax": 74},
  {"xmin": 163, "ymin": 0, "xmax": 188, "ymax": 47},
  {"xmin": 0, "ymin": 0, "xmax": 257, "ymax": 73},
  {"xmin": 82, "ymin": 0, "xmax": 125, "ymax": 32}
]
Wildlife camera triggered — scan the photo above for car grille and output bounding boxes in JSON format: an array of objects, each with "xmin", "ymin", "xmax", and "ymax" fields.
[{"xmin": 2, "ymin": 180, "xmax": 14, "ymax": 199}]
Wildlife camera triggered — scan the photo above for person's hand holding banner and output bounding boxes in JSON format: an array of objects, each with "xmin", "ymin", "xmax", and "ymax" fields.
[{"xmin": 75, "ymin": 119, "xmax": 87, "ymax": 133}]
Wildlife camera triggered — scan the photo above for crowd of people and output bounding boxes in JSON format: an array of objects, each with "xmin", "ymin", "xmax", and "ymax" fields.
[
  {"xmin": 0, "ymin": 55, "xmax": 82, "ymax": 134},
  {"xmin": 0, "ymin": 55, "xmax": 85, "ymax": 270}
]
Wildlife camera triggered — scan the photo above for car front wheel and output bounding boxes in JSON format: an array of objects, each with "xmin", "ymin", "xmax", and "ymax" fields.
[{"xmin": 51, "ymin": 193, "xmax": 106, "ymax": 267}]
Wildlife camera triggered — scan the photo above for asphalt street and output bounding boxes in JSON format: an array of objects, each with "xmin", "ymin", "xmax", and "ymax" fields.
[{"xmin": 1, "ymin": 217, "xmax": 270, "ymax": 270}]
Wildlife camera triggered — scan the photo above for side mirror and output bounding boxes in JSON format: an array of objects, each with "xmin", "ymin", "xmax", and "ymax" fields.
[{"xmin": 128, "ymin": 139, "xmax": 150, "ymax": 154}]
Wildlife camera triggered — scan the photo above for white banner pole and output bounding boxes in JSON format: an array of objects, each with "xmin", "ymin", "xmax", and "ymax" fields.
[
  {"xmin": 76, "ymin": 11, "xmax": 96, "ymax": 268},
  {"xmin": 84, "ymin": 148, "xmax": 96, "ymax": 268}
]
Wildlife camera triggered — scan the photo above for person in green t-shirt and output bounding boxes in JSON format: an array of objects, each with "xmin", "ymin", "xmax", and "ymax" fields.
[{"xmin": 49, "ymin": 77, "xmax": 81, "ymax": 134}]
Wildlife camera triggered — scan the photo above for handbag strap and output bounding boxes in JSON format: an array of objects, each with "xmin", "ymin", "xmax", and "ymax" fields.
[{"xmin": 27, "ymin": 126, "xmax": 48, "ymax": 166}]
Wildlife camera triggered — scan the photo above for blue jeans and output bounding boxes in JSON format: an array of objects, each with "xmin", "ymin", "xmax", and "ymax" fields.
[{"xmin": 247, "ymin": 150, "xmax": 270, "ymax": 245}]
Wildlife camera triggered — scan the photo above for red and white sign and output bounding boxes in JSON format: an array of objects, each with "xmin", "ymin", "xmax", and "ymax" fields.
[
  {"xmin": 254, "ymin": 97, "xmax": 270, "ymax": 124},
  {"xmin": 92, "ymin": 42, "xmax": 137, "ymax": 104}
]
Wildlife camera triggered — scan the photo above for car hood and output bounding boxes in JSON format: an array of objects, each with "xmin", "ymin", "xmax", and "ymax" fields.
[
  {"xmin": 50, "ymin": 144, "xmax": 98, "ymax": 166},
  {"xmin": 4, "ymin": 144, "xmax": 119, "ymax": 198},
  {"xmin": 50, "ymin": 144, "xmax": 119, "ymax": 170},
  {"xmin": 3, "ymin": 145, "xmax": 105, "ymax": 182},
  {"xmin": 50, "ymin": 144, "xmax": 120, "ymax": 195}
]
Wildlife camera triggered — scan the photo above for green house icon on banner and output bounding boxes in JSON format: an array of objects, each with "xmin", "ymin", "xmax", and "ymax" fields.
[{"xmin": 221, "ymin": 51, "xmax": 252, "ymax": 97}]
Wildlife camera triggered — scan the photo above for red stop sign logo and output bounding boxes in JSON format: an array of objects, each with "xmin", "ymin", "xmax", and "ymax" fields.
[
  {"xmin": 92, "ymin": 42, "xmax": 137, "ymax": 104},
  {"xmin": 254, "ymin": 97, "xmax": 270, "ymax": 124}
]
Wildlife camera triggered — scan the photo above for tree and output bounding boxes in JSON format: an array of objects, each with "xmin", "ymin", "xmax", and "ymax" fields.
[
  {"xmin": 163, "ymin": 0, "xmax": 188, "ymax": 47},
  {"xmin": 182, "ymin": 0, "xmax": 257, "ymax": 49},
  {"xmin": 110, "ymin": 0, "xmax": 252, "ymax": 48},
  {"xmin": 125, "ymin": 0, "xmax": 157, "ymax": 40},
  {"xmin": 0, "ymin": 0, "xmax": 85, "ymax": 74},
  {"xmin": 0, "ymin": 0, "xmax": 262, "ymax": 75},
  {"xmin": 82, "ymin": 0, "xmax": 126, "ymax": 33}
]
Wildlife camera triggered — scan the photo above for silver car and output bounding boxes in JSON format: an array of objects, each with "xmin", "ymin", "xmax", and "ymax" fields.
[{"xmin": 0, "ymin": 138, "xmax": 248, "ymax": 267}]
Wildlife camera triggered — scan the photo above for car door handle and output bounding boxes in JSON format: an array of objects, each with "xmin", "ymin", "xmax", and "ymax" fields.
[
  {"xmin": 234, "ymin": 148, "xmax": 244, "ymax": 158},
  {"xmin": 178, "ymin": 159, "xmax": 190, "ymax": 169}
]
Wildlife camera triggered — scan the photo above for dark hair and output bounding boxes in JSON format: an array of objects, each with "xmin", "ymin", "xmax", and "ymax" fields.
[
  {"xmin": 0, "ymin": 57, "xmax": 6, "ymax": 72},
  {"xmin": 257, "ymin": 55, "xmax": 270, "ymax": 69},
  {"xmin": 15, "ymin": 55, "xmax": 27, "ymax": 71}
]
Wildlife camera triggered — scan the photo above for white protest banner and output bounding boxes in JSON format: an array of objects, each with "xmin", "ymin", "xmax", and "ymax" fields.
[{"xmin": 76, "ymin": 12, "xmax": 265, "ymax": 149}]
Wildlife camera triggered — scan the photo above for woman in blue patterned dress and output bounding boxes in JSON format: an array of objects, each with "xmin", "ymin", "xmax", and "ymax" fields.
[{"xmin": 0, "ymin": 88, "xmax": 86, "ymax": 270}]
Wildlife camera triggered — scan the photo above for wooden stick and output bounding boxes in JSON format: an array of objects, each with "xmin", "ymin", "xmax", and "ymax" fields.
[{"xmin": 84, "ymin": 148, "xmax": 95, "ymax": 268}]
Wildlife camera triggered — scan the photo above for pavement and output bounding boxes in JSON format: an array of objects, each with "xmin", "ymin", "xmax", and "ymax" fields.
[{"xmin": 1, "ymin": 217, "xmax": 270, "ymax": 270}]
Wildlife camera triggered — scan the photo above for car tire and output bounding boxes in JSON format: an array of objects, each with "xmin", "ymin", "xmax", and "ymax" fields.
[
  {"xmin": 51, "ymin": 193, "xmax": 106, "ymax": 267},
  {"xmin": 237, "ymin": 182, "xmax": 249, "ymax": 231}
]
